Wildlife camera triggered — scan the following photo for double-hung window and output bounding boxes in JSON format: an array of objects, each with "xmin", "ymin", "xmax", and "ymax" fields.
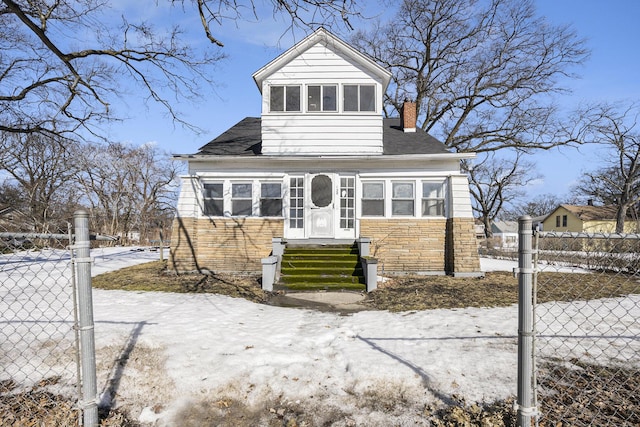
[
  {"xmin": 344, "ymin": 84, "xmax": 375, "ymax": 112},
  {"xmin": 422, "ymin": 181, "xmax": 445, "ymax": 216},
  {"xmin": 362, "ymin": 182, "xmax": 384, "ymax": 216},
  {"xmin": 203, "ymin": 183, "xmax": 224, "ymax": 216},
  {"xmin": 270, "ymin": 85, "xmax": 300, "ymax": 112},
  {"xmin": 308, "ymin": 85, "xmax": 337, "ymax": 112},
  {"xmin": 260, "ymin": 183, "xmax": 282, "ymax": 217},
  {"xmin": 231, "ymin": 183, "xmax": 253, "ymax": 216},
  {"xmin": 392, "ymin": 182, "xmax": 415, "ymax": 216}
]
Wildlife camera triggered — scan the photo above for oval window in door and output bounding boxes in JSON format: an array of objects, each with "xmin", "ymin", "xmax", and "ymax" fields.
[{"xmin": 311, "ymin": 174, "xmax": 332, "ymax": 207}]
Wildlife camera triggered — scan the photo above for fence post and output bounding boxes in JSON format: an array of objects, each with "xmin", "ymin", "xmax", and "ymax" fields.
[
  {"xmin": 74, "ymin": 209, "xmax": 99, "ymax": 427},
  {"xmin": 517, "ymin": 215, "xmax": 536, "ymax": 426}
]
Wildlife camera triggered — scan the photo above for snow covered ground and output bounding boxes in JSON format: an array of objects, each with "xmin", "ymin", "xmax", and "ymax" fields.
[{"xmin": 2, "ymin": 247, "xmax": 639, "ymax": 425}]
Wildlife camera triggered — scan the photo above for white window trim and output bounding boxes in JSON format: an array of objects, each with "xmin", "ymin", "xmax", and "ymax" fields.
[
  {"xmin": 391, "ymin": 181, "xmax": 416, "ymax": 217},
  {"xmin": 230, "ymin": 182, "xmax": 254, "ymax": 217},
  {"xmin": 360, "ymin": 178, "xmax": 448, "ymax": 219},
  {"xmin": 360, "ymin": 180, "xmax": 385, "ymax": 217},
  {"xmin": 421, "ymin": 179, "xmax": 447, "ymax": 218},
  {"xmin": 342, "ymin": 83, "xmax": 377, "ymax": 113},
  {"xmin": 269, "ymin": 84, "xmax": 302, "ymax": 113},
  {"xmin": 259, "ymin": 181, "xmax": 284, "ymax": 217},
  {"xmin": 201, "ymin": 181, "xmax": 225, "ymax": 217},
  {"xmin": 306, "ymin": 84, "xmax": 338, "ymax": 113}
]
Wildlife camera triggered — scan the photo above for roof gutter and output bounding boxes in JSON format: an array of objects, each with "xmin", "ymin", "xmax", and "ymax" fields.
[{"xmin": 172, "ymin": 152, "xmax": 476, "ymax": 162}]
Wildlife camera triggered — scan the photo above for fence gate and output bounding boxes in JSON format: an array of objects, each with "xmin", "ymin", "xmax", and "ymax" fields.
[
  {"xmin": 0, "ymin": 210, "xmax": 102, "ymax": 426},
  {"xmin": 517, "ymin": 216, "xmax": 640, "ymax": 426}
]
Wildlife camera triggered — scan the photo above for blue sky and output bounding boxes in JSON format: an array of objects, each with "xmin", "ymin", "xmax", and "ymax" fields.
[{"xmin": 104, "ymin": 0, "xmax": 640, "ymax": 200}]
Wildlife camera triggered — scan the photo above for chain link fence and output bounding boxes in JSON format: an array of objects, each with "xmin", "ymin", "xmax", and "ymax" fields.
[
  {"xmin": 0, "ymin": 226, "xmax": 82, "ymax": 425},
  {"xmin": 0, "ymin": 211, "xmax": 102, "ymax": 426},
  {"xmin": 517, "ymin": 219, "xmax": 640, "ymax": 426}
]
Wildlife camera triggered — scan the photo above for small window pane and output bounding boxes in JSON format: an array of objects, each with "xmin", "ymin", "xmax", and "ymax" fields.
[
  {"xmin": 204, "ymin": 183, "xmax": 223, "ymax": 198},
  {"xmin": 423, "ymin": 182, "xmax": 443, "ymax": 198},
  {"xmin": 204, "ymin": 199, "xmax": 223, "ymax": 216},
  {"xmin": 344, "ymin": 85, "xmax": 358, "ymax": 111},
  {"xmin": 285, "ymin": 86, "xmax": 300, "ymax": 112},
  {"xmin": 393, "ymin": 183, "xmax": 413, "ymax": 198},
  {"xmin": 308, "ymin": 85, "xmax": 321, "ymax": 111},
  {"xmin": 392, "ymin": 200, "xmax": 414, "ymax": 216},
  {"xmin": 323, "ymin": 85, "xmax": 337, "ymax": 111},
  {"xmin": 362, "ymin": 200, "xmax": 384, "ymax": 216},
  {"xmin": 360, "ymin": 85, "xmax": 375, "ymax": 111},
  {"xmin": 232, "ymin": 200, "xmax": 252, "ymax": 216},
  {"xmin": 422, "ymin": 200, "xmax": 444, "ymax": 216},
  {"xmin": 363, "ymin": 182, "xmax": 383, "ymax": 199},
  {"xmin": 261, "ymin": 199, "xmax": 282, "ymax": 216},
  {"xmin": 261, "ymin": 183, "xmax": 281, "ymax": 198},
  {"xmin": 232, "ymin": 183, "xmax": 252, "ymax": 198},
  {"xmin": 270, "ymin": 86, "xmax": 284, "ymax": 111}
]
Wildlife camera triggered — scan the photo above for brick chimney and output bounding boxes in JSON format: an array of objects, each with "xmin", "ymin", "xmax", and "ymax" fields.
[{"xmin": 400, "ymin": 100, "xmax": 417, "ymax": 133}]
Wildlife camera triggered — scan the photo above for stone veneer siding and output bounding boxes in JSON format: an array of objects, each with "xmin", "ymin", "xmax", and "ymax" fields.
[
  {"xmin": 360, "ymin": 218, "xmax": 480, "ymax": 275},
  {"xmin": 169, "ymin": 217, "xmax": 284, "ymax": 273},
  {"xmin": 359, "ymin": 219, "xmax": 447, "ymax": 274},
  {"xmin": 445, "ymin": 217, "xmax": 481, "ymax": 275}
]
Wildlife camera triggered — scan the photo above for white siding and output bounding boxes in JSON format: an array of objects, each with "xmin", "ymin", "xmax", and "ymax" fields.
[
  {"xmin": 175, "ymin": 176, "xmax": 201, "ymax": 219},
  {"xmin": 268, "ymin": 44, "xmax": 375, "ymax": 82},
  {"xmin": 448, "ymin": 175, "xmax": 474, "ymax": 218},
  {"xmin": 261, "ymin": 115, "xmax": 383, "ymax": 155},
  {"xmin": 261, "ymin": 43, "xmax": 385, "ymax": 156}
]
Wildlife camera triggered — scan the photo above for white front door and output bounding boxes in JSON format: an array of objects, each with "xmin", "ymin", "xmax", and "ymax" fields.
[
  {"xmin": 285, "ymin": 173, "xmax": 357, "ymax": 240},
  {"xmin": 308, "ymin": 173, "xmax": 335, "ymax": 238}
]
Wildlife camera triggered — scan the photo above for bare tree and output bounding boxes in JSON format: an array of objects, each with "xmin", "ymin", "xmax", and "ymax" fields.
[
  {"xmin": 126, "ymin": 143, "xmax": 181, "ymax": 243},
  {"xmin": 467, "ymin": 152, "xmax": 540, "ymax": 237},
  {"xmin": 351, "ymin": 0, "xmax": 589, "ymax": 153},
  {"xmin": 572, "ymin": 102, "xmax": 640, "ymax": 232},
  {"xmin": 0, "ymin": 132, "xmax": 80, "ymax": 232},
  {"xmin": 75, "ymin": 141, "xmax": 179, "ymax": 242},
  {"xmin": 1, "ymin": 0, "xmax": 357, "ymax": 139},
  {"xmin": 502, "ymin": 193, "xmax": 582, "ymax": 220}
]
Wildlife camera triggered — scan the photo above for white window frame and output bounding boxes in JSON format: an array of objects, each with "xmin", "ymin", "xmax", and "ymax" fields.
[
  {"xmin": 307, "ymin": 84, "xmax": 338, "ymax": 112},
  {"xmin": 231, "ymin": 182, "xmax": 253, "ymax": 216},
  {"xmin": 202, "ymin": 182, "xmax": 224, "ymax": 216},
  {"xmin": 289, "ymin": 176, "xmax": 304, "ymax": 230},
  {"xmin": 269, "ymin": 85, "xmax": 301, "ymax": 112},
  {"xmin": 391, "ymin": 181, "xmax": 415, "ymax": 217},
  {"xmin": 259, "ymin": 182, "xmax": 283, "ymax": 217},
  {"xmin": 361, "ymin": 181, "xmax": 385, "ymax": 217},
  {"xmin": 339, "ymin": 176, "xmax": 355, "ymax": 228},
  {"xmin": 421, "ymin": 180, "xmax": 446, "ymax": 217},
  {"xmin": 343, "ymin": 84, "xmax": 376, "ymax": 112}
]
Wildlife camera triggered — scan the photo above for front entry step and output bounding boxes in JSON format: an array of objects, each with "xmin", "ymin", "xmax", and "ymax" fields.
[{"xmin": 278, "ymin": 243, "xmax": 365, "ymax": 291}]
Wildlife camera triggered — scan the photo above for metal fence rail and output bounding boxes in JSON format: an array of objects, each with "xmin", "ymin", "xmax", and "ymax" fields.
[
  {"xmin": 517, "ymin": 217, "xmax": 640, "ymax": 426},
  {"xmin": 0, "ymin": 210, "xmax": 102, "ymax": 426}
]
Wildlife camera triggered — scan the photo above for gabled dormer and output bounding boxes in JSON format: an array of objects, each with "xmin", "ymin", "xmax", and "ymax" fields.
[{"xmin": 252, "ymin": 28, "xmax": 392, "ymax": 156}]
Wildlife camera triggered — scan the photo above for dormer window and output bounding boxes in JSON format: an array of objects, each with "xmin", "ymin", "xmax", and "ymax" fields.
[
  {"xmin": 308, "ymin": 85, "xmax": 337, "ymax": 112},
  {"xmin": 344, "ymin": 84, "xmax": 375, "ymax": 112},
  {"xmin": 270, "ymin": 85, "xmax": 301, "ymax": 112}
]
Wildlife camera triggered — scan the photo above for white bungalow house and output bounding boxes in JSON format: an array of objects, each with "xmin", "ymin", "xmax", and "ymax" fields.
[{"xmin": 170, "ymin": 28, "xmax": 481, "ymax": 283}]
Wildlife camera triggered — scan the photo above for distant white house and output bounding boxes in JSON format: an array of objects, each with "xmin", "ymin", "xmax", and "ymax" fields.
[
  {"xmin": 170, "ymin": 28, "xmax": 481, "ymax": 277},
  {"xmin": 491, "ymin": 220, "xmax": 519, "ymax": 248}
]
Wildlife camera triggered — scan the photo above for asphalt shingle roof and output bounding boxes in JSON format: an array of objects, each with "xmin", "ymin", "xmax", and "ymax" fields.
[
  {"xmin": 196, "ymin": 117, "xmax": 450, "ymax": 156},
  {"xmin": 561, "ymin": 204, "xmax": 620, "ymax": 221}
]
